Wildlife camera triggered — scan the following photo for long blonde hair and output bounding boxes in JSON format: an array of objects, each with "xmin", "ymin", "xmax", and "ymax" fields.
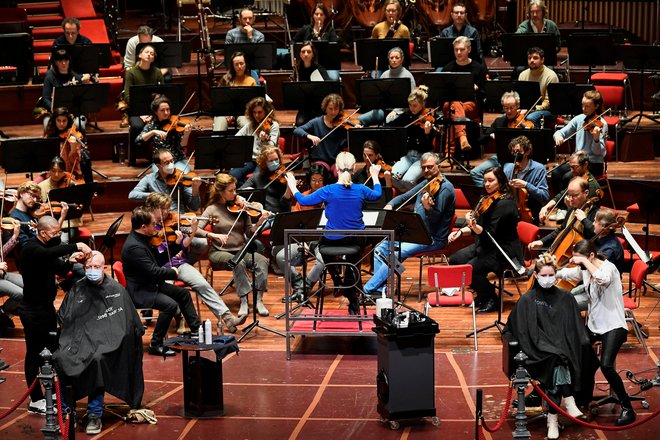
[{"xmin": 335, "ymin": 151, "xmax": 356, "ymax": 187}]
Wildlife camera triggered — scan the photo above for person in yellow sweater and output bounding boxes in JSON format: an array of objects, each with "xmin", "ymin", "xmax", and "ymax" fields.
[
  {"xmin": 518, "ymin": 46, "xmax": 559, "ymax": 127},
  {"xmin": 212, "ymin": 52, "xmax": 257, "ymax": 131},
  {"xmin": 371, "ymin": 0, "xmax": 410, "ymax": 39}
]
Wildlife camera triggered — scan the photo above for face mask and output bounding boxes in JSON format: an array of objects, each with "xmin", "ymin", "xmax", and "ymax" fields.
[
  {"xmin": 45, "ymin": 236, "xmax": 61, "ymax": 247},
  {"xmin": 537, "ymin": 275, "xmax": 556, "ymax": 289},
  {"xmin": 85, "ymin": 269, "xmax": 103, "ymax": 283},
  {"xmin": 162, "ymin": 163, "xmax": 175, "ymax": 175},
  {"xmin": 267, "ymin": 160, "xmax": 280, "ymax": 171}
]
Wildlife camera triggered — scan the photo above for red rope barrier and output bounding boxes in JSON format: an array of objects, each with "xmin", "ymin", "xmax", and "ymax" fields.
[
  {"xmin": 55, "ymin": 378, "xmax": 70, "ymax": 440},
  {"xmin": 0, "ymin": 378, "xmax": 39, "ymax": 420},
  {"xmin": 532, "ymin": 382, "xmax": 660, "ymax": 431},
  {"xmin": 481, "ymin": 383, "xmax": 515, "ymax": 432}
]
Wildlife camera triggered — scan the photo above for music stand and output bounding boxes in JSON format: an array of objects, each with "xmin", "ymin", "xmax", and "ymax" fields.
[
  {"xmin": 0, "ymin": 137, "xmax": 60, "ymax": 179},
  {"xmin": 355, "ymin": 78, "xmax": 411, "ymax": 111},
  {"xmin": 52, "ymin": 82, "xmax": 110, "ymax": 132},
  {"xmin": 547, "ymin": 82, "xmax": 595, "ymax": 116},
  {"xmin": 347, "ymin": 127, "xmax": 408, "ymax": 163},
  {"xmin": 0, "ymin": 32, "xmax": 32, "ymax": 84},
  {"xmin": 128, "ymin": 83, "xmax": 186, "ymax": 116},
  {"xmin": 210, "ymin": 86, "xmax": 265, "ymax": 116},
  {"xmin": 363, "ymin": 186, "xmax": 393, "ymax": 210},
  {"xmin": 49, "ymin": 183, "xmax": 98, "ymax": 232},
  {"xmin": 567, "ymin": 33, "xmax": 616, "ymax": 79},
  {"xmin": 135, "ymin": 41, "xmax": 191, "ymax": 67},
  {"xmin": 223, "ymin": 42, "xmax": 276, "ymax": 69},
  {"xmin": 501, "ymin": 33, "xmax": 558, "ymax": 67},
  {"xmin": 483, "ymin": 80, "xmax": 542, "ymax": 112},
  {"xmin": 494, "ymin": 128, "xmax": 555, "ymax": 165},
  {"xmin": 68, "ymin": 43, "xmax": 113, "ymax": 74},
  {"xmin": 98, "ymin": 213, "xmax": 124, "ymax": 277},
  {"xmin": 427, "ymin": 37, "xmax": 475, "ymax": 69},
  {"xmin": 236, "ymin": 188, "xmax": 266, "ymax": 206},
  {"xmin": 281, "ymin": 81, "xmax": 341, "ymax": 112},
  {"xmin": 290, "ymin": 41, "xmax": 341, "ymax": 70},
  {"xmin": 617, "ymin": 44, "xmax": 660, "ymax": 129},
  {"xmin": 354, "ymin": 38, "xmax": 411, "ymax": 71},
  {"xmin": 194, "ymin": 135, "xmax": 254, "ymax": 172}
]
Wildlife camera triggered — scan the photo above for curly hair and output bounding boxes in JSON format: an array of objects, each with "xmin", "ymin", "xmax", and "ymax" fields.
[
  {"xmin": 208, "ymin": 173, "xmax": 237, "ymax": 207},
  {"xmin": 255, "ymin": 146, "xmax": 283, "ymax": 173},
  {"xmin": 534, "ymin": 252, "xmax": 557, "ymax": 273},
  {"xmin": 144, "ymin": 192, "xmax": 173, "ymax": 210},
  {"xmin": 245, "ymin": 97, "xmax": 275, "ymax": 128},
  {"xmin": 321, "ymin": 93, "xmax": 344, "ymax": 114}
]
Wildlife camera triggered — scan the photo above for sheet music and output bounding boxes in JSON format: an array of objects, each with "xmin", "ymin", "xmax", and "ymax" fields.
[
  {"xmin": 318, "ymin": 210, "xmax": 380, "ymax": 228},
  {"xmin": 621, "ymin": 225, "xmax": 650, "ymax": 263}
]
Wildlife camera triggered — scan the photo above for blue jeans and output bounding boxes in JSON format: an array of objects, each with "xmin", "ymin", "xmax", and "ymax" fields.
[
  {"xmin": 61, "ymin": 388, "xmax": 104, "ymax": 417},
  {"xmin": 327, "ymin": 70, "xmax": 340, "ymax": 81},
  {"xmin": 364, "ymin": 239, "xmax": 446, "ymax": 293},
  {"xmin": 391, "ymin": 150, "xmax": 421, "ymax": 193},
  {"xmin": 470, "ymin": 154, "xmax": 500, "ymax": 187},
  {"xmin": 229, "ymin": 160, "xmax": 257, "ymax": 185},
  {"xmin": 525, "ymin": 110, "xmax": 552, "ymax": 128},
  {"xmin": 357, "ymin": 109, "xmax": 384, "ymax": 127}
]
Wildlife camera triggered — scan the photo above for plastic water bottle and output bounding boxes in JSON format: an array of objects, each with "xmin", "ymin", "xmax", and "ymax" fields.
[
  {"xmin": 376, "ymin": 287, "xmax": 393, "ymax": 318},
  {"xmin": 204, "ymin": 319, "xmax": 213, "ymax": 345},
  {"xmin": 198, "ymin": 326, "xmax": 204, "ymax": 344}
]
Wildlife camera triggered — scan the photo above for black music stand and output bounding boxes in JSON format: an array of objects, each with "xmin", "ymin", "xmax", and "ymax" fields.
[
  {"xmin": 68, "ymin": 43, "xmax": 113, "ymax": 74},
  {"xmin": 355, "ymin": 78, "xmax": 411, "ymax": 111},
  {"xmin": 194, "ymin": 135, "xmax": 254, "ymax": 172},
  {"xmin": 567, "ymin": 33, "xmax": 616, "ymax": 79},
  {"xmin": 53, "ymin": 83, "xmax": 110, "ymax": 132},
  {"xmin": 617, "ymin": 44, "xmax": 660, "ymax": 129},
  {"xmin": 290, "ymin": 41, "xmax": 341, "ymax": 70},
  {"xmin": 49, "ymin": 183, "xmax": 98, "ymax": 233},
  {"xmin": 547, "ymin": 82, "xmax": 595, "ymax": 116},
  {"xmin": 427, "ymin": 37, "xmax": 476, "ymax": 69},
  {"xmin": 98, "ymin": 213, "xmax": 124, "ymax": 278},
  {"xmin": 223, "ymin": 42, "xmax": 276, "ymax": 69},
  {"xmin": 0, "ymin": 138, "xmax": 60, "ymax": 179},
  {"xmin": 347, "ymin": 127, "xmax": 408, "ymax": 163},
  {"xmin": 128, "ymin": 83, "xmax": 186, "ymax": 116},
  {"xmin": 483, "ymin": 80, "xmax": 542, "ymax": 112},
  {"xmin": 0, "ymin": 32, "xmax": 32, "ymax": 84},
  {"xmin": 281, "ymin": 81, "xmax": 341, "ymax": 112},
  {"xmin": 501, "ymin": 33, "xmax": 558, "ymax": 67},
  {"xmin": 135, "ymin": 41, "xmax": 191, "ymax": 67},
  {"xmin": 354, "ymin": 38, "xmax": 411, "ymax": 71},
  {"xmin": 424, "ymin": 72, "xmax": 475, "ymax": 172},
  {"xmin": 210, "ymin": 86, "xmax": 265, "ymax": 117},
  {"xmin": 494, "ymin": 128, "xmax": 555, "ymax": 165},
  {"xmin": 363, "ymin": 187, "xmax": 394, "ymax": 210}
]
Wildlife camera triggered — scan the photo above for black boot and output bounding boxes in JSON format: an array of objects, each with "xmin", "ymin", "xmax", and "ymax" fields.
[
  {"xmin": 615, "ymin": 407, "xmax": 636, "ymax": 426},
  {"xmin": 477, "ymin": 298, "xmax": 497, "ymax": 313}
]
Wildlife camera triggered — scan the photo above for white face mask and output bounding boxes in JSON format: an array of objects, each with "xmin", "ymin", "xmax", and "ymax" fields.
[
  {"xmin": 162, "ymin": 163, "xmax": 175, "ymax": 175},
  {"xmin": 537, "ymin": 275, "xmax": 556, "ymax": 289}
]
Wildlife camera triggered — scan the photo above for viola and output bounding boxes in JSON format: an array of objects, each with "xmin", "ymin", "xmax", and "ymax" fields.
[
  {"xmin": 374, "ymin": 159, "xmax": 392, "ymax": 180},
  {"xmin": 511, "ymin": 162, "xmax": 533, "ymax": 223},
  {"xmin": 163, "ymin": 115, "xmax": 192, "ymax": 133},
  {"xmin": 414, "ymin": 110, "xmax": 435, "ymax": 129},
  {"xmin": 165, "ymin": 169, "xmax": 198, "ymax": 188},
  {"xmin": 227, "ymin": 198, "xmax": 268, "ymax": 218},
  {"xmin": 508, "ymin": 113, "xmax": 535, "ymax": 129},
  {"xmin": 423, "ymin": 176, "xmax": 443, "ymax": 198},
  {"xmin": 1, "ymin": 217, "xmax": 33, "ymax": 231},
  {"xmin": 268, "ymin": 164, "xmax": 288, "ymax": 184},
  {"xmin": 471, "ymin": 191, "xmax": 504, "ymax": 219},
  {"xmin": 149, "ymin": 225, "xmax": 178, "ymax": 247},
  {"xmin": 260, "ymin": 117, "xmax": 273, "ymax": 134},
  {"xmin": 59, "ymin": 126, "xmax": 84, "ymax": 142},
  {"xmin": 332, "ymin": 112, "xmax": 361, "ymax": 130},
  {"xmin": 163, "ymin": 211, "xmax": 218, "ymax": 229}
]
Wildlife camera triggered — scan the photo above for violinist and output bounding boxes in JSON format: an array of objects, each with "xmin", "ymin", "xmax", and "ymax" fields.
[
  {"xmin": 292, "ymin": 42, "xmax": 333, "ymax": 126},
  {"xmin": 129, "ymin": 149, "xmax": 202, "ymax": 213},
  {"xmin": 518, "ymin": 47, "xmax": 559, "ymax": 127},
  {"xmin": 0, "ymin": 218, "xmax": 24, "ymax": 326},
  {"xmin": 503, "ymin": 136, "xmax": 549, "ymax": 224},
  {"xmin": 353, "ymin": 140, "xmax": 392, "ymax": 187},
  {"xmin": 553, "ymin": 90, "xmax": 607, "ymax": 177},
  {"xmin": 144, "ymin": 193, "xmax": 246, "ymax": 333},
  {"xmin": 592, "ymin": 208, "xmax": 625, "ymax": 273},
  {"xmin": 363, "ymin": 153, "xmax": 456, "ymax": 296},
  {"xmin": 212, "ymin": 51, "xmax": 257, "ymax": 132},
  {"xmin": 448, "ymin": 167, "xmax": 523, "ymax": 313},
  {"xmin": 293, "ymin": 3, "xmax": 338, "ymax": 43},
  {"xmin": 386, "ymin": 88, "xmax": 435, "ymax": 192},
  {"xmin": 44, "ymin": 107, "xmax": 93, "ymax": 183},
  {"xmin": 438, "ymin": 2, "xmax": 483, "ymax": 64},
  {"xmin": 231, "ymin": 97, "xmax": 280, "ymax": 184},
  {"xmin": 196, "ymin": 174, "xmax": 271, "ymax": 318},
  {"xmin": 371, "ymin": 0, "xmax": 410, "ymax": 39},
  {"xmin": 529, "ymin": 176, "xmax": 597, "ymax": 252},
  {"xmin": 136, "ymin": 95, "xmax": 191, "ymax": 173},
  {"xmin": 38, "ymin": 156, "xmax": 82, "ymax": 237},
  {"xmin": 240, "ymin": 146, "xmax": 292, "ymax": 214},
  {"xmin": 9, "ymin": 182, "xmax": 55, "ymax": 250}
]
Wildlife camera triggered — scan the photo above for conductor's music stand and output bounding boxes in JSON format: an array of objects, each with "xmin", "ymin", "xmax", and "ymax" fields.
[
  {"xmin": 547, "ymin": 82, "xmax": 595, "ymax": 116},
  {"xmin": 0, "ymin": 32, "xmax": 33, "ymax": 84},
  {"xmin": 290, "ymin": 41, "xmax": 341, "ymax": 70},
  {"xmin": 194, "ymin": 135, "xmax": 254, "ymax": 172},
  {"xmin": 354, "ymin": 38, "xmax": 411, "ymax": 71},
  {"xmin": 617, "ymin": 44, "xmax": 660, "ymax": 129},
  {"xmin": 210, "ymin": 86, "xmax": 265, "ymax": 117},
  {"xmin": 494, "ymin": 128, "xmax": 556, "ymax": 165},
  {"xmin": 53, "ymin": 83, "xmax": 110, "ymax": 132},
  {"xmin": 347, "ymin": 127, "xmax": 408, "ymax": 163},
  {"xmin": 427, "ymin": 37, "xmax": 476, "ymax": 69},
  {"xmin": 98, "ymin": 213, "xmax": 124, "ymax": 277},
  {"xmin": 483, "ymin": 80, "xmax": 541, "ymax": 112},
  {"xmin": 68, "ymin": 43, "xmax": 113, "ymax": 74},
  {"xmin": 128, "ymin": 83, "xmax": 186, "ymax": 116},
  {"xmin": 501, "ymin": 33, "xmax": 558, "ymax": 67},
  {"xmin": 281, "ymin": 81, "xmax": 341, "ymax": 112},
  {"xmin": 135, "ymin": 41, "xmax": 191, "ymax": 67},
  {"xmin": 223, "ymin": 42, "xmax": 276, "ymax": 69},
  {"xmin": 566, "ymin": 33, "xmax": 616, "ymax": 79},
  {"xmin": 355, "ymin": 78, "xmax": 411, "ymax": 111},
  {"xmin": 0, "ymin": 137, "xmax": 60, "ymax": 179}
]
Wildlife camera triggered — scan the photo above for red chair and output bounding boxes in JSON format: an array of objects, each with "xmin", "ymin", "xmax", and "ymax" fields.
[
  {"xmin": 517, "ymin": 221, "xmax": 540, "ymax": 267},
  {"xmin": 595, "ymin": 140, "xmax": 616, "ymax": 209},
  {"xmin": 623, "ymin": 260, "xmax": 650, "ymax": 353},
  {"xmin": 411, "ymin": 215, "xmax": 457, "ymax": 302},
  {"xmin": 112, "ymin": 261, "xmax": 158, "ymax": 325},
  {"xmin": 594, "ymin": 85, "xmax": 622, "ymax": 158},
  {"xmin": 591, "ymin": 72, "xmax": 632, "ymax": 117}
]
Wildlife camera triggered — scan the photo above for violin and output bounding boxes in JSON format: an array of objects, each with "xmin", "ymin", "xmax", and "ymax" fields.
[
  {"xmin": 332, "ymin": 111, "xmax": 361, "ymax": 130},
  {"xmin": 423, "ymin": 176, "xmax": 443, "ymax": 198},
  {"xmin": 508, "ymin": 113, "xmax": 535, "ymax": 129},
  {"xmin": 165, "ymin": 169, "xmax": 198, "ymax": 188},
  {"xmin": 149, "ymin": 225, "xmax": 179, "ymax": 247},
  {"xmin": 0, "ymin": 189, "xmax": 17, "ymax": 204},
  {"xmin": 470, "ymin": 191, "xmax": 504, "ymax": 219},
  {"xmin": 374, "ymin": 159, "xmax": 392, "ymax": 180},
  {"xmin": 59, "ymin": 126, "xmax": 84, "ymax": 142},
  {"xmin": 582, "ymin": 113, "xmax": 605, "ymax": 134},
  {"xmin": 260, "ymin": 117, "xmax": 273, "ymax": 134},
  {"xmin": 227, "ymin": 198, "xmax": 268, "ymax": 218},
  {"xmin": 1, "ymin": 217, "xmax": 33, "ymax": 231},
  {"xmin": 32, "ymin": 201, "xmax": 83, "ymax": 218},
  {"xmin": 268, "ymin": 164, "xmax": 288, "ymax": 184},
  {"xmin": 511, "ymin": 162, "xmax": 533, "ymax": 223},
  {"xmin": 162, "ymin": 115, "xmax": 192, "ymax": 133},
  {"xmin": 163, "ymin": 211, "xmax": 218, "ymax": 229}
]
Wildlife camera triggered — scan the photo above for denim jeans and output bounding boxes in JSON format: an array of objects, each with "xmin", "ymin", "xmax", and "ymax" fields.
[
  {"xmin": 525, "ymin": 110, "xmax": 552, "ymax": 128},
  {"xmin": 391, "ymin": 150, "xmax": 421, "ymax": 193},
  {"xmin": 61, "ymin": 388, "xmax": 105, "ymax": 417},
  {"xmin": 470, "ymin": 154, "xmax": 500, "ymax": 187}
]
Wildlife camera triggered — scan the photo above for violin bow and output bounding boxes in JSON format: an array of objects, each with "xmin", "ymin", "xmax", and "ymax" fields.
[
  {"xmin": 0, "ymin": 173, "xmax": 7, "ymax": 262},
  {"xmin": 263, "ymin": 155, "xmax": 303, "ymax": 190},
  {"xmin": 561, "ymin": 108, "xmax": 612, "ymax": 143},
  {"xmin": 514, "ymin": 95, "xmax": 544, "ymax": 128},
  {"xmin": 317, "ymin": 108, "xmax": 361, "ymax": 145},
  {"xmin": 404, "ymin": 106, "xmax": 440, "ymax": 129},
  {"xmin": 165, "ymin": 91, "xmax": 196, "ymax": 135},
  {"xmin": 395, "ymin": 177, "xmax": 439, "ymax": 211},
  {"xmin": 168, "ymin": 152, "xmax": 195, "ymax": 198},
  {"xmin": 252, "ymin": 109, "xmax": 274, "ymax": 135},
  {"xmin": 219, "ymin": 192, "xmax": 256, "ymax": 250}
]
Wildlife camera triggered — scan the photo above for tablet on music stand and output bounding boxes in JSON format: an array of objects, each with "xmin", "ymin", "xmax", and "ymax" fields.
[
  {"xmin": 290, "ymin": 41, "xmax": 341, "ymax": 70},
  {"xmin": 0, "ymin": 138, "xmax": 60, "ymax": 177},
  {"xmin": 347, "ymin": 127, "xmax": 408, "ymax": 163},
  {"xmin": 68, "ymin": 43, "xmax": 113, "ymax": 73},
  {"xmin": 0, "ymin": 33, "xmax": 33, "ymax": 84},
  {"xmin": 135, "ymin": 41, "xmax": 191, "ymax": 68},
  {"xmin": 354, "ymin": 38, "xmax": 411, "ymax": 71},
  {"xmin": 501, "ymin": 33, "xmax": 558, "ymax": 66},
  {"xmin": 483, "ymin": 80, "xmax": 542, "ymax": 112},
  {"xmin": 210, "ymin": 86, "xmax": 266, "ymax": 116},
  {"xmin": 427, "ymin": 37, "xmax": 475, "ymax": 69},
  {"xmin": 423, "ymin": 72, "xmax": 474, "ymax": 107},
  {"xmin": 494, "ymin": 128, "xmax": 555, "ymax": 165},
  {"xmin": 547, "ymin": 83, "xmax": 595, "ymax": 116},
  {"xmin": 194, "ymin": 135, "xmax": 254, "ymax": 171},
  {"xmin": 224, "ymin": 42, "xmax": 276, "ymax": 69},
  {"xmin": 355, "ymin": 78, "xmax": 411, "ymax": 111},
  {"xmin": 281, "ymin": 81, "xmax": 341, "ymax": 111},
  {"xmin": 128, "ymin": 83, "xmax": 186, "ymax": 116}
]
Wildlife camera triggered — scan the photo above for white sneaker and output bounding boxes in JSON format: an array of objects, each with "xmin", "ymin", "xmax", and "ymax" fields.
[
  {"xmin": 27, "ymin": 399, "xmax": 57, "ymax": 415},
  {"xmin": 562, "ymin": 396, "xmax": 584, "ymax": 418},
  {"xmin": 549, "ymin": 209, "xmax": 567, "ymax": 221},
  {"xmin": 547, "ymin": 413, "xmax": 559, "ymax": 439}
]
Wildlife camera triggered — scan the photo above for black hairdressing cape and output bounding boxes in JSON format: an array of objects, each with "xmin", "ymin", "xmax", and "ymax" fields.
[
  {"xmin": 53, "ymin": 275, "xmax": 145, "ymax": 408},
  {"xmin": 504, "ymin": 283, "xmax": 599, "ymax": 406}
]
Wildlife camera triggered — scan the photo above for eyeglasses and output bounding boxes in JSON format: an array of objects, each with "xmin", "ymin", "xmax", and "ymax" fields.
[
  {"xmin": 452, "ymin": 10, "xmax": 466, "ymax": 15},
  {"xmin": 566, "ymin": 192, "xmax": 584, "ymax": 198},
  {"xmin": 44, "ymin": 229, "xmax": 62, "ymax": 237},
  {"xmin": 385, "ymin": 8, "xmax": 398, "ymax": 13},
  {"xmin": 421, "ymin": 165, "xmax": 436, "ymax": 170},
  {"xmin": 502, "ymin": 106, "xmax": 518, "ymax": 111},
  {"xmin": 569, "ymin": 164, "xmax": 581, "ymax": 170}
]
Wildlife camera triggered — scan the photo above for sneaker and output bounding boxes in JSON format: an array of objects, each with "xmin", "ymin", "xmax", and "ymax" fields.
[
  {"xmin": 27, "ymin": 399, "xmax": 57, "ymax": 415},
  {"xmin": 86, "ymin": 415, "xmax": 102, "ymax": 435},
  {"xmin": 548, "ymin": 209, "xmax": 567, "ymax": 221}
]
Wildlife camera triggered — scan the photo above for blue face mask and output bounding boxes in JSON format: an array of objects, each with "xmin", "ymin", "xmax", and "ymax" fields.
[
  {"xmin": 85, "ymin": 268, "xmax": 103, "ymax": 284},
  {"xmin": 267, "ymin": 160, "xmax": 280, "ymax": 172}
]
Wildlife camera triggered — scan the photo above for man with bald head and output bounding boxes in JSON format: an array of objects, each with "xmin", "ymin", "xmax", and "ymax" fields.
[
  {"xmin": 54, "ymin": 251, "xmax": 144, "ymax": 435},
  {"xmin": 18, "ymin": 216, "xmax": 91, "ymax": 415}
]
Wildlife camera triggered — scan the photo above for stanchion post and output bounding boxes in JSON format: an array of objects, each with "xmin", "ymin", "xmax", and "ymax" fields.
[
  {"xmin": 475, "ymin": 389, "xmax": 482, "ymax": 440},
  {"xmin": 512, "ymin": 351, "xmax": 531, "ymax": 439},
  {"xmin": 38, "ymin": 348, "xmax": 58, "ymax": 440}
]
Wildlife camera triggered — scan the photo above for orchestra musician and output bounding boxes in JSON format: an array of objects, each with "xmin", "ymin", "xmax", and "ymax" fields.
[
  {"xmin": 284, "ymin": 152, "xmax": 382, "ymax": 315},
  {"xmin": 292, "ymin": 42, "xmax": 332, "ymax": 126},
  {"xmin": 0, "ymin": 218, "xmax": 23, "ymax": 327},
  {"xmin": 240, "ymin": 146, "xmax": 293, "ymax": 214},
  {"xmin": 231, "ymin": 97, "xmax": 281, "ymax": 184},
  {"xmin": 212, "ymin": 51, "xmax": 257, "ymax": 132},
  {"xmin": 518, "ymin": 47, "xmax": 559, "ymax": 127},
  {"xmin": 352, "ymin": 140, "xmax": 392, "ymax": 187},
  {"xmin": 438, "ymin": 2, "xmax": 483, "ymax": 64},
  {"xmin": 10, "ymin": 181, "xmax": 67, "ymax": 251},
  {"xmin": 556, "ymin": 239, "xmax": 637, "ymax": 427},
  {"xmin": 44, "ymin": 107, "xmax": 93, "ymax": 183},
  {"xmin": 364, "ymin": 152, "xmax": 455, "ymax": 295},
  {"xmin": 225, "ymin": 7, "xmax": 265, "ymax": 83},
  {"xmin": 196, "ymin": 174, "xmax": 271, "ymax": 318},
  {"xmin": 372, "ymin": 0, "xmax": 410, "ymax": 39},
  {"xmin": 592, "ymin": 208, "xmax": 625, "ymax": 273},
  {"xmin": 293, "ymin": 3, "xmax": 338, "ymax": 42},
  {"xmin": 448, "ymin": 167, "xmax": 523, "ymax": 313},
  {"xmin": 516, "ymin": 0, "xmax": 562, "ymax": 54},
  {"xmin": 52, "ymin": 17, "xmax": 92, "ymax": 50},
  {"xmin": 38, "ymin": 156, "xmax": 83, "ymax": 238},
  {"xmin": 144, "ymin": 192, "xmax": 246, "ymax": 333}
]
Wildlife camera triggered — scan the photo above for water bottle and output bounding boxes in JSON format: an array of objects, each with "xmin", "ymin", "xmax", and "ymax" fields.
[
  {"xmin": 204, "ymin": 319, "xmax": 212, "ymax": 345},
  {"xmin": 117, "ymin": 142, "xmax": 126, "ymax": 164},
  {"xmin": 375, "ymin": 287, "xmax": 393, "ymax": 318},
  {"xmin": 198, "ymin": 326, "xmax": 204, "ymax": 344}
]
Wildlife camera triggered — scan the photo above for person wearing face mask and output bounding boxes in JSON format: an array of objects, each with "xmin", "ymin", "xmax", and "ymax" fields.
[
  {"xmin": 17, "ymin": 216, "xmax": 92, "ymax": 415},
  {"xmin": 53, "ymin": 251, "xmax": 144, "ymax": 435},
  {"xmin": 556, "ymin": 239, "xmax": 637, "ymax": 427},
  {"xmin": 505, "ymin": 253, "xmax": 599, "ymax": 439},
  {"xmin": 240, "ymin": 146, "xmax": 293, "ymax": 214}
]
